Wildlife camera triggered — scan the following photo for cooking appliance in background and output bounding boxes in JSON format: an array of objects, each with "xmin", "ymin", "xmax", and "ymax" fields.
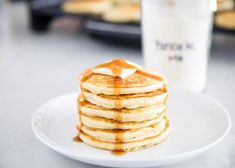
[
  {"xmin": 28, "ymin": 0, "xmax": 234, "ymax": 40},
  {"xmin": 142, "ymin": 0, "xmax": 216, "ymax": 92}
]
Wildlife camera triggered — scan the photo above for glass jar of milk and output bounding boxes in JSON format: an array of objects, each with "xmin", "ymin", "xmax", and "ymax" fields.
[{"xmin": 141, "ymin": 0, "xmax": 215, "ymax": 92}]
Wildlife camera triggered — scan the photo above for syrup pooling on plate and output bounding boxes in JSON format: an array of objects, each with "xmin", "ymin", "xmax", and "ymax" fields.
[
  {"xmin": 111, "ymin": 150, "xmax": 127, "ymax": 156},
  {"xmin": 73, "ymin": 135, "xmax": 82, "ymax": 142},
  {"xmin": 73, "ymin": 125, "xmax": 82, "ymax": 142}
]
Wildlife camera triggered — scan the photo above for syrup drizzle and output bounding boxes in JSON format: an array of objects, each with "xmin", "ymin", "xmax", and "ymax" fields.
[
  {"xmin": 95, "ymin": 60, "xmax": 137, "ymax": 152},
  {"xmin": 78, "ymin": 100, "xmax": 88, "ymax": 106},
  {"xmin": 81, "ymin": 69, "xmax": 93, "ymax": 83},
  {"xmin": 95, "ymin": 59, "xmax": 138, "ymax": 77},
  {"xmin": 136, "ymin": 69, "xmax": 163, "ymax": 81},
  {"xmin": 81, "ymin": 60, "xmax": 164, "ymax": 85}
]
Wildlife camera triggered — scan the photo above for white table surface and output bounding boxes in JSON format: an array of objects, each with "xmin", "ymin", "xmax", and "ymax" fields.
[{"xmin": 0, "ymin": 3, "xmax": 235, "ymax": 168}]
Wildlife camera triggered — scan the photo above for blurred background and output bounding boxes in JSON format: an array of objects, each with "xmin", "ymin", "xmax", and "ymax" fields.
[
  {"xmin": 1, "ymin": 0, "xmax": 235, "ymax": 48},
  {"xmin": 0, "ymin": 0, "xmax": 234, "ymax": 64},
  {"xmin": 0, "ymin": 0, "xmax": 235, "ymax": 168}
]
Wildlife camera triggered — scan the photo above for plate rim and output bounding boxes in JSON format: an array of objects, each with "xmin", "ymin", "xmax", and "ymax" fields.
[{"xmin": 32, "ymin": 91, "xmax": 232, "ymax": 166}]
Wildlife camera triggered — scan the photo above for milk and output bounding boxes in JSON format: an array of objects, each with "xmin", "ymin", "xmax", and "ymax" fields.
[{"xmin": 142, "ymin": 0, "xmax": 214, "ymax": 92}]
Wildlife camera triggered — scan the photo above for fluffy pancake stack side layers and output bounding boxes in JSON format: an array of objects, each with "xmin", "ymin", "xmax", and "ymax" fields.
[{"xmin": 75, "ymin": 59, "xmax": 170, "ymax": 153}]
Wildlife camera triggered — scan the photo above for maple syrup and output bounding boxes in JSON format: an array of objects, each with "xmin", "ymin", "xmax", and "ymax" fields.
[
  {"xmin": 95, "ymin": 59, "xmax": 137, "ymax": 77},
  {"xmin": 111, "ymin": 150, "xmax": 127, "ymax": 156},
  {"xmin": 136, "ymin": 69, "xmax": 163, "ymax": 81},
  {"xmin": 73, "ymin": 135, "xmax": 82, "ymax": 142}
]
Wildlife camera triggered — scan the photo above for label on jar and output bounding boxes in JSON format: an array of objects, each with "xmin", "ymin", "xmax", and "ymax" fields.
[{"xmin": 142, "ymin": 18, "xmax": 212, "ymax": 92}]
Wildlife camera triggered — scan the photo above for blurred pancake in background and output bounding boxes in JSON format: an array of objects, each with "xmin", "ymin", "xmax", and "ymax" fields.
[
  {"xmin": 112, "ymin": 0, "xmax": 139, "ymax": 5},
  {"xmin": 215, "ymin": 10, "xmax": 235, "ymax": 30},
  {"xmin": 102, "ymin": 4, "xmax": 140, "ymax": 23},
  {"xmin": 61, "ymin": 0, "xmax": 235, "ymax": 40},
  {"xmin": 217, "ymin": 0, "xmax": 234, "ymax": 11},
  {"xmin": 62, "ymin": 0, "xmax": 112, "ymax": 15},
  {"xmin": 62, "ymin": 0, "xmax": 140, "ymax": 23}
]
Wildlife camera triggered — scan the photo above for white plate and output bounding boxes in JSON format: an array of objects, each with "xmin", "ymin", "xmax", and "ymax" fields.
[{"xmin": 32, "ymin": 89, "xmax": 231, "ymax": 167}]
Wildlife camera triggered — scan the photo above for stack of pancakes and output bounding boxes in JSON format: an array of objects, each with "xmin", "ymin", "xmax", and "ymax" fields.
[{"xmin": 76, "ymin": 59, "xmax": 170, "ymax": 152}]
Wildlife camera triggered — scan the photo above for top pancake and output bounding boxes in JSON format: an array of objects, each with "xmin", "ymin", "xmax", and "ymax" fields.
[{"xmin": 80, "ymin": 60, "xmax": 166, "ymax": 95}]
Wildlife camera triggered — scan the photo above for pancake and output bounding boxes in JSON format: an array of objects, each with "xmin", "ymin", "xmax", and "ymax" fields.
[
  {"xmin": 78, "ymin": 95, "xmax": 166, "ymax": 122},
  {"xmin": 80, "ymin": 116, "xmax": 167, "ymax": 142},
  {"xmin": 102, "ymin": 4, "xmax": 140, "ymax": 23},
  {"xmin": 82, "ymin": 88, "xmax": 167, "ymax": 109},
  {"xmin": 62, "ymin": 0, "xmax": 112, "ymax": 15},
  {"xmin": 79, "ymin": 117, "xmax": 170, "ymax": 152},
  {"xmin": 75, "ymin": 59, "xmax": 170, "ymax": 153},
  {"xmin": 78, "ymin": 111, "xmax": 165, "ymax": 130},
  {"xmin": 81, "ymin": 68, "xmax": 166, "ymax": 95},
  {"xmin": 217, "ymin": 0, "xmax": 234, "ymax": 11},
  {"xmin": 215, "ymin": 10, "xmax": 235, "ymax": 30},
  {"xmin": 112, "ymin": 0, "xmax": 139, "ymax": 5}
]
